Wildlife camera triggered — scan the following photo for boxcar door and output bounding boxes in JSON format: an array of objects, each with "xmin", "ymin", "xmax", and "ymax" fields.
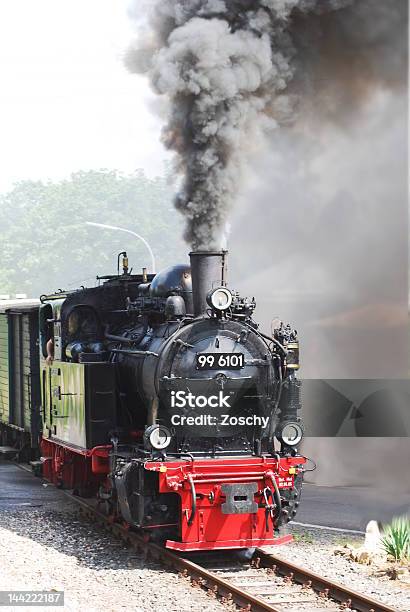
[{"xmin": 9, "ymin": 312, "xmax": 24, "ymax": 428}]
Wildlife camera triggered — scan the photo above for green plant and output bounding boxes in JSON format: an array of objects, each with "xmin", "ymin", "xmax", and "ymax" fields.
[
  {"xmin": 293, "ymin": 532, "xmax": 314, "ymax": 544},
  {"xmin": 381, "ymin": 516, "xmax": 410, "ymax": 562}
]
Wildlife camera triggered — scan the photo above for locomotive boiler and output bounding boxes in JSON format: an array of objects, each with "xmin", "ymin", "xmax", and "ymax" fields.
[{"xmin": 2, "ymin": 250, "xmax": 306, "ymax": 551}]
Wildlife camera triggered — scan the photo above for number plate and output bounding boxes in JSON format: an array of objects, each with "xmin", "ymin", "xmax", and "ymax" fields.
[{"xmin": 196, "ymin": 353, "xmax": 245, "ymax": 370}]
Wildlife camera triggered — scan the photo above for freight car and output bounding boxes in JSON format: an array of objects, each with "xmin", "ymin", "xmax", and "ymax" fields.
[
  {"xmin": 0, "ymin": 298, "xmax": 41, "ymax": 460},
  {"xmin": 0, "ymin": 251, "xmax": 306, "ymax": 551}
]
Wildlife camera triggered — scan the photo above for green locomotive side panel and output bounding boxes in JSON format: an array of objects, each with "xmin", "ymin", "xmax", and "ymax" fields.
[
  {"xmin": 0, "ymin": 314, "xmax": 9, "ymax": 424},
  {"xmin": 41, "ymin": 360, "xmax": 116, "ymax": 450},
  {"xmin": 58, "ymin": 363, "xmax": 86, "ymax": 446},
  {"xmin": 42, "ymin": 362, "xmax": 86, "ymax": 448}
]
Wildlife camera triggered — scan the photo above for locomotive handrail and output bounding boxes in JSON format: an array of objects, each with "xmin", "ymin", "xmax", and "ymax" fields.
[
  {"xmin": 187, "ymin": 474, "xmax": 196, "ymax": 526},
  {"xmin": 147, "ymin": 458, "xmax": 302, "ymax": 472},
  {"xmin": 173, "ymin": 338, "xmax": 195, "ymax": 348},
  {"xmin": 162, "ymin": 375, "xmax": 253, "ymax": 382},
  {"xmin": 188, "ymin": 471, "xmax": 282, "ymax": 479},
  {"xmin": 243, "ymin": 322, "xmax": 287, "ymax": 357},
  {"xmin": 110, "ymin": 348, "xmax": 159, "ymax": 357},
  {"xmin": 265, "ymin": 470, "xmax": 283, "ymax": 523},
  {"xmin": 181, "ymin": 476, "xmax": 275, "ymax": 484},
  {"xmin": 105, "ymin": 333, "xmax": 136, "ymax": 344}
]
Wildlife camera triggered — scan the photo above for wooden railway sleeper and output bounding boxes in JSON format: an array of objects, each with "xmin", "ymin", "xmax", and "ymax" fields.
[
  {"xmin": 207, "ymin": 585, "xmax": 218, "ymax": 598},
  {"xmin": 252, "ymin": 556, "xmax": 261, "ymax": 569},
  {"xmin": 283, "ymin": 572, "xmax": 293, "ymax": 584}
]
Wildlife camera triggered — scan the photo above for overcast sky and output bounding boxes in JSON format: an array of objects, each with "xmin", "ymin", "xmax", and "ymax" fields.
[{"xmin": 0, "ymin": 0, "xmax": 167, "ymax": 193}]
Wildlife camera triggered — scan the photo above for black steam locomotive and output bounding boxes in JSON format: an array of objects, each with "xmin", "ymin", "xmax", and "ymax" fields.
[{"xmin": 1, "ymin": 251, "xmax": 305, "ymax": 551}]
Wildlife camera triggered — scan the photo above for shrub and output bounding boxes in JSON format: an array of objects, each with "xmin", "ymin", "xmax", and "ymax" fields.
[{"xmin": 381, "ymin": 516, "xmax": 410, "ymax": 562}]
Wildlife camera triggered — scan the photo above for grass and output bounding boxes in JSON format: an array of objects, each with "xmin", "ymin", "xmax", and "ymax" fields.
[
  {"xmin": 381, "ymin": 516, "xmax": 410, "ymax": 562},
  {"xmin": 292, "ymin": 532, "xmax": 314, "ymax": 544}
]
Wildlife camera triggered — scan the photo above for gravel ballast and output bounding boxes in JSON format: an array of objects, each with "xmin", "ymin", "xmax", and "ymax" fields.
[
  {"xmin": 268, "ymin": 524, "xmax": 410, "ymax": 612},
  {"xmin": 0, "ymin": 505, "xmax": 226, "ymax": 612},
  {"xmin": 2, "ymin": 508, "xmax": 408, "ymax": 611},
  {"xmin": 1, "ymin": 462, "xmax": 408, "ymax": 612}
]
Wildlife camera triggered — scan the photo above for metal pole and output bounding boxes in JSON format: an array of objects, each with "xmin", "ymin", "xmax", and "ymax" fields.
[{"xmin": 86, "ymin": 222, "xmax": 156, "ymax": 273}]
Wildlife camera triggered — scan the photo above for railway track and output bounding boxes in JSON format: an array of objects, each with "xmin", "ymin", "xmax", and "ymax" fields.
[{"xmin": 66, "ymin": 493, "xmax": 397, "ymax": 612}]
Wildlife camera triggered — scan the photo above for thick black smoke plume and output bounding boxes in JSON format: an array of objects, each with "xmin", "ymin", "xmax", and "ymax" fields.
[{"xmin": 127, "ymin": 0, "xmax": 406, "ymax": 250}]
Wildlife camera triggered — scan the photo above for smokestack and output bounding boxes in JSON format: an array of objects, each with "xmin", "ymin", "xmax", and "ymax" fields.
[{"xmin": 189, "ymin": 251, "xmax": 228, "ymax": 316}]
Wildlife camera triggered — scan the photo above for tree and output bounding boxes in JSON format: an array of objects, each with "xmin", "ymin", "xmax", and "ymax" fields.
[{"xmin": 0, "ymin": 169, "xmax": 187, "ymax": 297}]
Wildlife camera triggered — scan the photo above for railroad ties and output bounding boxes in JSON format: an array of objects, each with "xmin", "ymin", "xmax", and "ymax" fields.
[{"xmin": 65, "ymin": 491, "xmax": 396, "ymax": 612}]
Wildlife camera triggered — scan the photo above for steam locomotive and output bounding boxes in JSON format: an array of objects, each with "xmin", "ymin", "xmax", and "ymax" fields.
[{"xmin": 0, "ymin": 251, "xmax": 305, "ymax": 551}]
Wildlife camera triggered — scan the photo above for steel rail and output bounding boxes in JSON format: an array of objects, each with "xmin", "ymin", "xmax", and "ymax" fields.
[
  {"xmin": 69, "ymin": 493, "xmax": 397, "ymax": 612},
  {"xmin": 255, "ymin": 548, "xmax": 397, "ymax": 612},
  {"xmin": 71, "ymin": 495, "xmax": 280, "ymax": 612}
]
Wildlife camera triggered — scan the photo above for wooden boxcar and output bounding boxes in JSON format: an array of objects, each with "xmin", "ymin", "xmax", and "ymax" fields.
[{"xmin": 0, "ymin": 299, "xmax": 41, "ymax": 460}]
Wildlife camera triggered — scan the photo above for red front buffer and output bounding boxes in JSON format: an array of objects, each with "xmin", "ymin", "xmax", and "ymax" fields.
[{"xmin": 147, "ymin": 457, "xmax": 302, "ymax": 551}]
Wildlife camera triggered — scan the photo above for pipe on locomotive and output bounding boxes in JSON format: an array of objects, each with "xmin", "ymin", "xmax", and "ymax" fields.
[{"xmin": 189, "ymin": 250, "xmax": 228, "ymax": 316}]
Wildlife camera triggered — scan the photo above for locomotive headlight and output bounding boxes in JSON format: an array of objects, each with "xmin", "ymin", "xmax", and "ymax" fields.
[
  {"xmin": 276, "ymin": 422, "xmax": 303, "ymax": 446},
  {"xmin": 207, "ymin": 287, "xmax": 232, "ymax": 311},
  {"xmin": 144, "ymin": 424, "xmax": 172, "ymax": 451}
]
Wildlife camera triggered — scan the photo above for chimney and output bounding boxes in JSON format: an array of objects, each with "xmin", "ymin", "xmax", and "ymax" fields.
[{"xmin": 189, "ymin": 251, "xmax": 228, "ymax": 316}]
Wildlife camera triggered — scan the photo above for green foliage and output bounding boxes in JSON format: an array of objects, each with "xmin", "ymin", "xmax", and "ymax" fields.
[
  {"xmin": 0, "ymin": 169, "xmax": 187, "ymax": 297},
  {"xmin": 292, "ymin": 532, "xmax": 314, "ymax": 544},
  {"xmin": 381, "ymin": 516, "xmax": 410, "ymax": 561}
]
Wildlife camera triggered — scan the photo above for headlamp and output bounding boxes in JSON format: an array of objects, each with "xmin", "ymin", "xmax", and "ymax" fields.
[
  {"xmin": 206, "ymin": 287, "xmax": 232, "ymax": 311},
  {"xmin": 144, "ymin": 424, "xmax": 172, "ymax": 450},
  {"xmin": 276, "ymin": 421, "xmax": 303, "ymax": 446}
]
